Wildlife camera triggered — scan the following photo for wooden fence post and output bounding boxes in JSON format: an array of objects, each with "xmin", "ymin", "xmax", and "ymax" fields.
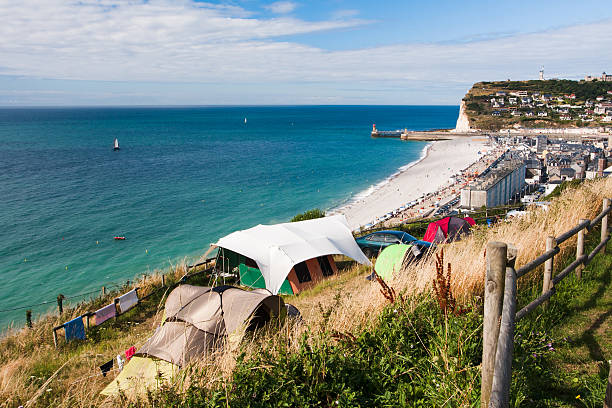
[
  {"xmin": 26, "ymin": 310, "xmax": 32, "ymax": 328},
  {"xmin": 542, "ymin": 236, "xmax": 555, "ymax": 303},
  {"xmin": 482, "ymin": 241, "xmax": 507, "ymax": 408},
  {"xmin": 602, "ymin": 198, "xmax": 610, "ymax": 254},
  {"xmin": 102, "ymin": 286, "xmax": 106, "ymax": 296},
  {"xmin": 605, "ymin": 360, "xmax": 612, "ymax": 408},
  {"xmin": 57, "ymin": 294, "xmax": 65, "ymax": 315},
  {"xmin": 161, "ymin": 274, "xmax": 166, "ymax": 287},
  {"xmin": 489, "ymin": 266, "xmax": 517, "ymax": 408},
  {"xmin": 576, "ymin": 219, "xmax": 587, "ymax": 279}
]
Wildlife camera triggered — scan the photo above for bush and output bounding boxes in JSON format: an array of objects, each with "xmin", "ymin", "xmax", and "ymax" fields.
[{"xmin": 291, "ymin": 208, "xmax": 325, "ymax": 222}]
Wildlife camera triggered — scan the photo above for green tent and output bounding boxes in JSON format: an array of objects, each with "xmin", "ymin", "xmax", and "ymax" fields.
[
  {"xmin": 374, "ymin": 244, "xmax": 416, "ymax": 281},
  {"xmin": 217, "ymin": 249, "xmax": 294, "ymax": 295}
]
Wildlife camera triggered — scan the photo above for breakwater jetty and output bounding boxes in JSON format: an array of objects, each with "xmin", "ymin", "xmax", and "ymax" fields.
[{"xmin": 370, "ymin": 124, "xmax": 453, "ymax": 141}]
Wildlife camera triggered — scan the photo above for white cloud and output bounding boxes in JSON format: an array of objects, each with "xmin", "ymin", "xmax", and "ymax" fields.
[
  {"xmin": 264, "ymin": 1, "xmax": 298, "ymax": 14},
  {"xmin": 0, "ymin": 0, "xmax": 611, "ymax": 104}
]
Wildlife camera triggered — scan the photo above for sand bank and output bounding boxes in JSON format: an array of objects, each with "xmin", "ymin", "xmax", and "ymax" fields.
[{"xmin": 333, "ymin": 136, "xmax": 489, "ymax": 230}]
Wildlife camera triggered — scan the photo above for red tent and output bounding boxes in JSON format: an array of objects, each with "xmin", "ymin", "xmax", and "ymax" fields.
[{"xmin": 423, "ymin": 216, "xmax": 476, "ymax": 243}]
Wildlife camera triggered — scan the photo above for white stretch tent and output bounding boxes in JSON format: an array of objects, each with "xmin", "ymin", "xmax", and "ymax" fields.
[{"xmin": 215, "ymin": 215, "xmax": 372, "ymax": 294}]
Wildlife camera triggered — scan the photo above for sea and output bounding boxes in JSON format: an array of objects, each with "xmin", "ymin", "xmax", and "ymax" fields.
[{"xmin": 0, "ymin": 105, "xmax": 458, "ymax": 329}]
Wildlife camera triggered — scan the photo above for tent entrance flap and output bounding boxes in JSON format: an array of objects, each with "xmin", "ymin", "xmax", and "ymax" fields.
[{"xmin": 217, "ymin": 249, "xmax": 294, "ymax": 295}]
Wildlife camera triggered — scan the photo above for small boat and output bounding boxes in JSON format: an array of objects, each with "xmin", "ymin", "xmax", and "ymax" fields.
[
  {"xmin": 113, "ymin": 138, "xmax": 120, "ymax": 151},
  {"xmin": 244, "ymin": 117, "xmax": 247, "ymax": 124},
  {"xmin": 114, "ymin": 236, "xmax": 126, "ymax": 240}
]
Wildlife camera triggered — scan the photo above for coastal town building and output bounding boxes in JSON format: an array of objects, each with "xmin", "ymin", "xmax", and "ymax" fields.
[
  {"xmin": 460, "ymin": 154, "xmax": 526, "ymax": 209},
  {"xmin": 585, "ymin": 72, "xmax": 612, "ymax": 82}
]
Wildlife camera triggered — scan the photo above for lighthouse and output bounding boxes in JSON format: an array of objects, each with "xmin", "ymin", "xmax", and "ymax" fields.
[{"xmin": 539, "ymin": 66, "xmax": 544, "ymax": 80}]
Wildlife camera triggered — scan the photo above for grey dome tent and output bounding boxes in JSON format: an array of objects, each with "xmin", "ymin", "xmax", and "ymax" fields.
[
  {"xmin": 101, "ymin": 284, "xmax": 284, "ymax": 396},
  {"xmin": 138, "ymin": 285, "xmax": 284, "ymax": 367}
]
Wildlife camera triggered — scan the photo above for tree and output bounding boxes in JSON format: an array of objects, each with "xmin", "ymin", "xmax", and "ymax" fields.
[{"xmin": 291, "ymin": 208, "xmax": 325, "ymax": 222}]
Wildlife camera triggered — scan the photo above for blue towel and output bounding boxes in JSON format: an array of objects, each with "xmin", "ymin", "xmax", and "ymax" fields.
[{"xmin": 64, "ymin": 316, "xmax": 85, "ymax": 341}]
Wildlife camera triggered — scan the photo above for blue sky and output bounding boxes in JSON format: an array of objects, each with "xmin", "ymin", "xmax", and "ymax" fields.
[{"xmin": 1, "ymin": 0, "xmax": 612, "ymax": 106}]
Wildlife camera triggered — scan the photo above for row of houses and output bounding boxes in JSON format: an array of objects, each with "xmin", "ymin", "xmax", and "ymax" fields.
[{"xmin": 461, "ymin": 134, "xmax": 612, "ymax": 209}]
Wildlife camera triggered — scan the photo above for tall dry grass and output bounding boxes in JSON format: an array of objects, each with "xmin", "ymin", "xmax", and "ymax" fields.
[
  {"xmin": 0, "ymin": 260, "xmax": 196, "ymax": 408},
  {"xmin": 2, "ymin": 177, "xmax": 611, "ymax": 407},
  {"xmin": 175, "ymin": 178, "xmax": 612, "ymax": 398}
]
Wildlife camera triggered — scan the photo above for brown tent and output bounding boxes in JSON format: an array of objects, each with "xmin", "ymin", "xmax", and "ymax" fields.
[
  {"xmin": 101, "ymin": 285, "xmax": 284, "ymax": 396},
  {"xmin": 137, "ymin": 285, "xmax": 284, "ymax": 367}
]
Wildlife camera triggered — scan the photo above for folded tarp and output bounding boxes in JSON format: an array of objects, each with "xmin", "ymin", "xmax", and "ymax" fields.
[
  {"xmin": 94, "ymin": 303, "xmax": 116, "ymax": 325},
  {"xmin": 215, "ymin": 214, "xmax": 371, "ymax": 294},
  {"xmin": 117, "ymin": 289, "xmax": 138, "ymax": 314},
  {"xmin": 64, "ymin": 316, "xmax": 85, "ymax": 342}
]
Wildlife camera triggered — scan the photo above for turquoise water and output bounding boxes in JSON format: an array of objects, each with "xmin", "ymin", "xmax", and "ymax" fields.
[{"xmin": 0, "ymin": 106, "xmax": 458, "ymax": 328}]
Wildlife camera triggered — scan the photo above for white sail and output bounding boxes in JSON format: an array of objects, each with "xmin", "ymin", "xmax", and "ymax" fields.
[{"xmin": 114, "ymin": 138, "xmax": 119, "ymax": 149}]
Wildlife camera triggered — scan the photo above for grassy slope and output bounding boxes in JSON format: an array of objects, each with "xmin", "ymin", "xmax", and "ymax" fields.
[
  {"xmin": 140, "ymin": 228, "xmax": 611, "ymax": 408},
  {"xmin": 2, "ymin": 178, "xmax": 612, "ymax": 407},
  {"xmin": 511, "ymin": 228, "xmax": 612, "ymax": 407}
]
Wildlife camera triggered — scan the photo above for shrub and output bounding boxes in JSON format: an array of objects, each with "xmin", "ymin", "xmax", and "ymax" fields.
[{"xmin": 291, "ymin": 208, "xmax": 325, "ymax": 222}]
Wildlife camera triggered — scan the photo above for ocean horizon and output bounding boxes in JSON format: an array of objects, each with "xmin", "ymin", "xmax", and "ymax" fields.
[{"xmin": 0, "ymin": 105, "xmax": 458, "ymax": 328}]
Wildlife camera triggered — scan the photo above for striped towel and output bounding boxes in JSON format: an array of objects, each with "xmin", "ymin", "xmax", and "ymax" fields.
[
  {"xmin": 94, "ymin": 303, "xmax": 116, "ymax": 325},
  {"xmin": 117, "ymin": 289, "xmax": 138, "ymax": 314}
]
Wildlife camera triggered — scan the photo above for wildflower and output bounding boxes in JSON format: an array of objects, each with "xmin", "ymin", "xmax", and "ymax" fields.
[
  {"xmin": 576, "ymin": 395, "xmax": 581, "ymax": 399},
  {"xmin": 532, "ymin": 353, "xmax": 537, "ymax": 358}
]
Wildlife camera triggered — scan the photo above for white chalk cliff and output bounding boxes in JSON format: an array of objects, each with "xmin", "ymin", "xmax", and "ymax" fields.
[{"xmin": 452, "ymin": 100, "xmax": 472, "ymax": 133}]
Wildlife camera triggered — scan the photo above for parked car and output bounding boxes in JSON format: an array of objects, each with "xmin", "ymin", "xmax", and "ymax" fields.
[{"xmin": 355, "ymin": 230, "xmax": 433, "ymax": 258}]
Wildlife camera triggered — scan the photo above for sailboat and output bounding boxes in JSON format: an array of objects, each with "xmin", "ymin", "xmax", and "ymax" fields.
[
  {"xmin": 244, "ymin": 117, "xmax": 247, "ymax": 124},
  {"xmin": 113, "ymin": 138, "xmax": 120, "ymax": 151}
]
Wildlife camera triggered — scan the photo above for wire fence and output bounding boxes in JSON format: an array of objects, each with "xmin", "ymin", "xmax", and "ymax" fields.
[{"xmin": 3, "ymin": 257, "xmax": 217, "ymax": 327}]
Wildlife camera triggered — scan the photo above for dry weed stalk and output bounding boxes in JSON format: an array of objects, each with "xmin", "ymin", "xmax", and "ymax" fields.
[
  {"xmin": 432, "ymin": 249, "xmax": 459, "ymax": 315},
  {"xmin": 374, "ymin": 271, "xmax": 397, "ymax": 303}
]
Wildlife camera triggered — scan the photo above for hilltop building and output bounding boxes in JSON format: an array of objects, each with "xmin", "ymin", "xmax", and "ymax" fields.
[{"xmin": 585, "ymin": 72, "xmax": 612, "ymax": 82}]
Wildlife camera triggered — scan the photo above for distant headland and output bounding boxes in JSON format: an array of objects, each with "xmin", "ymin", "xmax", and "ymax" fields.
[{"xmin": 457, "ymin": 74, "xmax": 612, "ymax": 132}]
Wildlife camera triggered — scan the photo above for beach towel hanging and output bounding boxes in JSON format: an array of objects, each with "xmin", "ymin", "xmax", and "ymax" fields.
[
  {"xmin": 64, "ymin": 316, "xmax": 86, "ymax": 342},
  {"xmin": 94, "ymin": 303, "xmax": 116, "ymax": 325},
  {"xmin": 117, "ymin": 289, "xmax": 138, "ymax": 314},
  {"xmin": 125, "ymin": 346, "xmax": 136, "ymax": 361},
  {"xmin": 99, "ymin": 359, "xmax": 114, "ymax": 377}
]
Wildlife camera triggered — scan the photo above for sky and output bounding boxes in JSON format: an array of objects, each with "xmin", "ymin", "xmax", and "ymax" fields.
[{"xmin": 1, "ymin": 0, "xmax": 612, "ymax": 106}]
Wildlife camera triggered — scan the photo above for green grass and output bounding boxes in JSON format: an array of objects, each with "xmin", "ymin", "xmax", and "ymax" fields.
[
  {"xmin": 509, "ymin": 231, "xmax": 612, "ymax": 407},
  {"xmin": 137, "ymin": 229, "xmax": 612, "ymax": 407}
]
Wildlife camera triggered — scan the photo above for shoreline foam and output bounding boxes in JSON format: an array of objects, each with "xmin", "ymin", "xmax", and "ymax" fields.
[
  {"xmin": 334, "ymin": 136, "xmax": 489, "ymax": 230},
  {"xmin": 328, "ymin": 142, "xmax": 433, "ymax": 216}
]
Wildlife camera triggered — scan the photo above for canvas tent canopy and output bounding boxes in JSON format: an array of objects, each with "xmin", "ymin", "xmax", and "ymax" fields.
[
  {"xmin": 101, "ymin": 284, "xmax": 283, "ymax": 396},
  {"xmin": 214, "ymin": 215, "xmax": 371, "ymax": 295},
  {"xmin": 423, "ymin": 216, "xmax": 475, "ymax": 244},
  {"xmin": 373, "ymin": 244, "xmax": 422, "ymax": 281}
]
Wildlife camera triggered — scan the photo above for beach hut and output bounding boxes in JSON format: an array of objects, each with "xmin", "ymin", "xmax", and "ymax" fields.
[
  {"xmin": 423, "ymin": 216, "xmax": 476, "ymax": 244},
  {"xmin": 371, "ymin": 244, "xmax": 422, "ymax": 281},
  {"xmin": 213, "ymin": 215, "xmax": 371, "ymax": 295},
  {"xmin": 101, "ymin": 284, "xmax": 283, "ymax": 396}
]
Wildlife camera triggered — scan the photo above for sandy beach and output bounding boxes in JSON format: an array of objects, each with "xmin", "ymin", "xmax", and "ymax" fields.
[{"xmin": 334, "ymin": 136, "xmax": 491, "ymax": 230}]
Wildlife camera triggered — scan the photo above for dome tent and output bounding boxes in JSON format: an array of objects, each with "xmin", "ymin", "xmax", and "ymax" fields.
[
  {"xmin": 101, "ymin": 284, "xmax": 284, "ymax": 396},
  {"xmin": 423, "ymin": 216, "xmax": 476, "ymax": 244},
  {"xmin": 369, "ymin": 244, "xmax": 422, "ymax": 281}
]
